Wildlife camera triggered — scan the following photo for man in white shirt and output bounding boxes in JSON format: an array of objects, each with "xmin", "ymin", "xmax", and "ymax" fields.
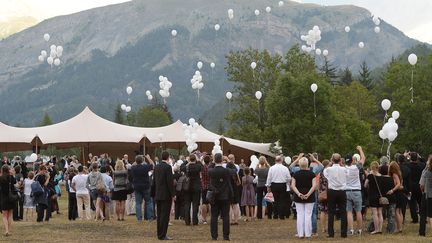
[
  {"xmin": 266, "ymin": 156, "xmax": 291, "ymax": 220},
  {"xmin": 345, "ymin": 146, "xmax": 366, "ymax": 235},
  {"xmin": 323, "ymin": 153, "xmax": 347, "ymax": 238},
  {"xmin": 71, "ymin": 165, "xmax": 91, "ymax": 220}
]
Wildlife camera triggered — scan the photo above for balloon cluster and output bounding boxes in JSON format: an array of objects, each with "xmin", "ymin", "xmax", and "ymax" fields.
[
  {"xmin": 211, "ymin": 139, "xmax": 222, "ymax": 155},
  {"xmin": 249, "ymin": 155, "xmax": 259, "ymax": 169},
  {"xmin": 371, "ymin": 15, "xmax": 381, "ymax": 33},
  {"xmin": 191, "ymin": 70, "xmax": 204, "ymax": 91},
  {"xmin": 184, "ymin": 118, "xmax": 199, "ymax": 153},
  {"xmin": 38, "ymin": 33, "xmax": 63, "ymax": 67},
  {"xmin": 145, "ymin": 90, "xmax": 153, "ymax": 100},
  {"xmin": 158, "ymin": 75, "xmax": 172, "ymax": 100},
  {"xmin": 300, "ymin": 26, "xmax": 322, "ymax": 52},
  {"xmin": 121, "ymin": 104, "xmax": 131, "ymax": 113},
  {"xmin": 378, "ymin": 99, "xmax": 400, "ymax": 158}
]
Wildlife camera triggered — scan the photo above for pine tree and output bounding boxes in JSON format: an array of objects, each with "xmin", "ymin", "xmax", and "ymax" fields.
[
  {"xmin": 114, "ymin": 104, "xmax": 124, "ymax": 124},
  {"xmin": 39, "ymin": 112, "xmax": 53, "ymax": 126},
  {"xmin": 358, "ymin": 61, "xmax": 373, "ymax": 89},
  {"xmin": 339, "ymin": 67, "xmax": 353, "ymax": 85},
  {"xmin": 319, "ymin": 56, "xmax": 338, "ymax": 83}
]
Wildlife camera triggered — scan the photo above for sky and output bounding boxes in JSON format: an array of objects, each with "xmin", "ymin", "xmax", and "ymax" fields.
[{"xmin": 1, "ymin": 0, "xmax": 431, "ymax": 44}]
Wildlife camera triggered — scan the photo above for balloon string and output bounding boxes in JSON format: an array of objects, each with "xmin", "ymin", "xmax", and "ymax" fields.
[
  {"xmin": 313, "ymin": 93, "xmax": 316, "ymax": 118},
  {"xmin": 410, "ymin": 68, "xmax": 414, "ymax": 103},
  {"xmin": 380, "ymin": 139, "xmax": 385, "ymax": 154},
  {"xmin": 197, "ymin": 89, "xmax": 200, "ymax": 104},
  {"xmin": 386, "ymin": 142, "xmax": 392, "ymax": 158},
  {"xmin": 383, "ymin": 111, "xmax": 388, "ymax": 125}
]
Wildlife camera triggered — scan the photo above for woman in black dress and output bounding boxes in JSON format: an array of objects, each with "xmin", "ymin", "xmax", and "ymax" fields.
[
  {"xmin": 364, "ymin": 161, "xmax": 383, "ymax": 234},
  {"xmin": 0, "ymin": 165, "xmax": 17, "ymax": 236}
]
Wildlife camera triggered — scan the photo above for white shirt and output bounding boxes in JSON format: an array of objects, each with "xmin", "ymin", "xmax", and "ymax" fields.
[
  {"xmin": 324, "ymin": 164, "xmax": 347, "ymax": 190},
  {"xmin": 265, "ymin": 163, "xmax": 291, "ymax": 191},
  {"xmin": 345, "ymin": 164, "xmax": 362, "ymax": 190},
  {"xmin": 24, "ymin": 178, "xmax": 34, "ymax": 195},
  {"xmin": 72, "ymin": 174, "xmax": 89, "ymax": 194}
]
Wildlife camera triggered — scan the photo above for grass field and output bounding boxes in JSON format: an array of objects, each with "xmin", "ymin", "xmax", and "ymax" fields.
[{"xmin": 3, "ymin": 190, "xmax": 432, "ymax": 242}]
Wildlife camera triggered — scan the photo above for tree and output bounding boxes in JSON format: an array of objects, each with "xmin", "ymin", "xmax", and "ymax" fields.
[
  {"xmin": 358, "ymin": 61, "xmax": 373, "ymax": 89},
  {"xmin": 339, "ymin": 67, "xmax": 353, "ymax": 85},
  {"xmin": 134, "ymin": 106, "xmax": 172, "ymax": 127},
  {"xmin": 39, "ymin": 112, "xmax": 53, "ymax": 126},
  {"xmin": 114, "ymin": 104, "xmax": 125, "ymax": 124},
  {"xmin": 319, "ymin": 56, "xmax": 338, "ymax": 83},
  {"xmin": 225, "ymin": 48, "xmax": 282, "ymax": 142}
]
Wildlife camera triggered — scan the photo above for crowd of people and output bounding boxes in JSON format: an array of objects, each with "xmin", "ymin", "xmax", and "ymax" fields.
[{"xmin": 0, "ymin": 147, "xmax": 431, "ymax": 240}]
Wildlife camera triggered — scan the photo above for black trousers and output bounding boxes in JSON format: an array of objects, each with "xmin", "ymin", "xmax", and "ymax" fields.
[
  {"xmin": 156, "ymin": 200, "xmax": 172, "ymax": 240},
  {"xmin": 327, "ymin": 189, "xmax": 347, "ymax": 237},
  {"xmin": 210, "ymin": 200, "xmax": 230, "ymax": 240},
  {"xmin": 13, "ymin": 195, "xmax": 24, "ymax": 220},
  {"xmin": 175, "ymin": 192, "xmax": 184, "ymax": 219},
  {"xmin": 36, "ymin": 204, "xmax": 48, "ymax": 222},
  {"xmin": 271, "ymin": 183, "xmax": 288, "ymax": 219},
  {"xmin": 409, "ymin": 187, "xmax": 422, "ymax": 222},
  {"xmin": 419, "ymin": 194, "xmax": 427, "ymax": 236},
  {"xmin": 183, "ymin": 190, "xmax": 201, "ymax": 225},
  {"xmin": 68, "ymin": 192, "xmax": 78, "ymax": 220},
  {"xmin": 256, "ymin": 187, "xmax": 273, "ymax": 219}
]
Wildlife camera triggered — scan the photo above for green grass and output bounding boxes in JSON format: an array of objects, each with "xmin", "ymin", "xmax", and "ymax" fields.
[{"xmin": 3, "ymin": 189, "xmax": 432, "ymax": 242}]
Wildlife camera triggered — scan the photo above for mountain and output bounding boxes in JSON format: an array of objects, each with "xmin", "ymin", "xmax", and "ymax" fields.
[
  {"xmin": 0, "ymin": 16, "xmax": 38, "ymax": 40},
  {"xmin": 0, "ymin": 0, "xmax": 424, "ymax": 126}
]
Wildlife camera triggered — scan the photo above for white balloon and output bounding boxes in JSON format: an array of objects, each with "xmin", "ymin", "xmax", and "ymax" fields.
[
  {"xmin": 56, "ymin": 46, "xmax": 63, "ymax": 53},
  {"xmin": 214, "ymin": 24, "xmax": 220, "ymax": 31},
  {"xmin": 125, "ymin": 106, "xmax": 131, "ymax": 113},
  {"xmin": 50, "ymin": 50, "xmax": 57, "ymax": 57},
  {"xmin": 214, "ymin": 139, "xmax": 220, "ymax": 146},
  {"xmin": 38, "ymin": 55, "xmax": 44, "ymax": 62},
  {"xmin": 392, "ymin": 111, "xmax": 400, "ymax": 120},
  {"xmin": 315, "ymin": 48, "xmax": 322, "ymax": 55},
  {"xmin": 266, "ymin": 7, "xmax": 271, "ymax": 13},
  {"xmin": 310, "ymin": 83, "xmax": 318, "ymax": 93},
  {"xmin": 50, "ymin": 45, "xmax": 56, "ymax": 51},
  {"xmin": 171, "ymin": 29, "xmax": 177, "ymax": 37},
  {"xmin": 313, "ymin": 25, "xmax": 319, "ymax": 31},
  {"xmin": 210, "ymin": 62, "xmax": 215, "ymax": 68},
  {"xmin": 250, "ymin": 62, "xmax": 257, "ymax": 69},
  {"xmin": 379, "ymin": 130, "xmax": 386, "ymax": 139},
  {"xmin": 279, "ymin": 1, "xmax": 284, "ymax": 7},
  {"xmin": 301, "ymin": 45, "xmax": 307, "ymax": 51},
  {"xmin": 285, "ymin": 156, "xmax": 292, "ymax": 165},
  {"xmin": 53, "ymin": 58, "xmax": 61, "ymax": 66},
  {"xmin": 148, "ymin": 95, "xmax": 153, "ymax": 100},
  {"xmin": 228, "ymin": 9, "xmax": 234, "ymax": 19},
  {"xmin": 126, "ymin": 86, "xmax": 133, "ymax": 95},
  {"xmin": 43, "ymin": 33, "xmax": 50, "ymax": 42},
  {"xmin": 323, "ymin": 49, "xmax": 329, "ymax": 56},
  {"xmin": 374, "ymin": 18, "xmax": 381, "ymax": 25},
  {"xmin": 47, "ymin": 56, "xmax": 54, "ymax": 65},
  {"xmin": 388, "ymin": 117, "xmax": 396, "ymax": 124},
  {"xmin": 388, "ymin": 132, "xmax": 398, "ymax": 142},
  {"xmin": 255, "ymin": 91, "xmax": 262, "ymax": 100},
  {"xmin": 158, "ymin": 133, "xmax": 164, "ymax": 140},
  {"xmin": 408, "ymin": 53, "xmax": 417, "ymax": 66},
  {"xmin": 254, "ymin": 9, "xmax": 260, "ymax": 16},
  {"xmin": 41, "ymin": 50, "xmax": 47, "ymax": 57},
  {"xmin": 358, "ymin": 42, "xmax": 365, "ymax": 48},
  {"xmin": 381, "ymin": 99, "xmax": 391, "ymax": 111},
  {"xmin": 383, "ymin": 123, "xmax": 393, "ymax": 135},
  {"xmin": 345, "ymin": 26, "xmax": 350, "ymax": 33},
  {"xmin": 390, "ymin": 122, "xmax": 399, "ymax": 132},
  {"xmin": 189, "ymin": 118, "xmax": 196, "ymax": 126},
  {"xmin": 250, "ymin": 155, "xmax": 258, "ymax": 162},
  {"xmin": 198, "ymin": 82, "xmax": 204, "ymax": 89},
  {"xmin": 30, "ymin": 153, "xmax": 38, "ymax": 162},
  {"xmin": 121, "ymin": 104, "xmax": 126, "ymax": 110},
  {"xmin": 226, "ymin": 92, "xmax": 232, "ymax": 100},
  {"xmin": 374, "ymin": 26, "xmax": 381, "ymax": 33},
  {"xmin": 197, "ymin": 61, "xmax": 203, "ymax": 69},
  {"xmin": 145, "ymin": 90, "xmax": 151, "ymax": 96}
]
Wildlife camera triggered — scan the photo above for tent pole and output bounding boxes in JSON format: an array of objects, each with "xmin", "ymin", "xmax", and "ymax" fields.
[{"xmin": 143, "ymin": 139, "xmax": 146, "ymax": 155}]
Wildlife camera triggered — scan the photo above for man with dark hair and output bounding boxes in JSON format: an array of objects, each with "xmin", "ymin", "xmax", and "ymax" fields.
[
  {"xmin": 154, "ymin": 151, "xmax": 175, "ymax": 240},
  {"xmin": 130, "ymin": 155, "xmax": 154, "ymax": 222},
  {"xmin": 323, "ymin": 153, "xmax": 348, "ymax": 238},
  {"xmin": 208, "ymin": 153, "xmax": 235, "ymax": 241},
  {"xmin": 408, "ymin": 152, "xmax": 426, "ymax": 223}
]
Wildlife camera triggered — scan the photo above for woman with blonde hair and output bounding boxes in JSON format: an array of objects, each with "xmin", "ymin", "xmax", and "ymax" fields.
[
  {"xmin": 255, "ymin": 156, "xmax": 271, "ymax": 219},
  {"xmin": 112, "ymin": 160, "xmax": 128, "ymax": 221},
  {"xmin": 364, "ymin": 161, "xmax": 383, "ymax": 234},
  {"xmin": 388, "ymin": 161, "xmax": 404, "ymax": 233}
]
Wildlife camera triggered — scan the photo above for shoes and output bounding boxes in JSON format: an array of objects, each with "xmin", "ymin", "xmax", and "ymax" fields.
[
  {"xmin": 349, "ymin": 229, "xmax": 355, "ymax": 235},
  {"xmin": 159, "ymin": 236, "xmax": 173, "ymax": 240},
  {"xmin": 212, "ymin": 238, "xmax": 217, "ymax": 241},
  {"xmin": 223, "ymin": 238, "xmax": 230, "ymax": 241},
  {"xmin": 357, "ymin": 229, "xmax": 362, "ymax": 235}
]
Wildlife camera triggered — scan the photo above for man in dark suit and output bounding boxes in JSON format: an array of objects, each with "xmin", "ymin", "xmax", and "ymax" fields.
[
  {"xmin": 153, "ymin": 151, "xmax": 175, "ymax": 240},
  {"xmin": 208, "ymin": 153, "xmax": 235, "ymax": 241}
]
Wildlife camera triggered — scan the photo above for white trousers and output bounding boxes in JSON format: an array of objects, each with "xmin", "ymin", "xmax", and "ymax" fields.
[{"xmin": 295, "ymin": 202, "xmax": 314, "ymax": 237}]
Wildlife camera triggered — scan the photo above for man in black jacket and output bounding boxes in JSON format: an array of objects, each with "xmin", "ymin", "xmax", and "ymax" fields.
[
  {"xmin": 208, "ymin": 153, "xmax": 235, "ymax": 241},
  {"xmin": 407, "ymin": 152, "xmax": 426, "ymax": 223},
  {"xmin": 153, "ymin": 151, "xmax": 175, "ymax": 240}
]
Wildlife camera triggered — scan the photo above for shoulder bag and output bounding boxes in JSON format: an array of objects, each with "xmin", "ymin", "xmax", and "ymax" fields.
[{"xmin": 373, "ymin": 174, "xmax": 389, "ymax": 205}]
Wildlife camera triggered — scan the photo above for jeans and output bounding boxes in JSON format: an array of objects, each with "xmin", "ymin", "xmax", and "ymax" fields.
[
  {"xmin": 135, "ymin": 189, "xmax": 153, "ymax": 221},
  {"xmin": 312, "ymin": 194, "xmax": 318, "ymax": 233},
  {"xmin": 386, "ymin": 204, "xmax": 396, "ymax": 233},
  {"xmin": 256, "ymin": 187, "xmax": 272, "ymax": 219},
  {"xmin": 295, "ymin": 202, "xmax": 315, "ymax": 237}
]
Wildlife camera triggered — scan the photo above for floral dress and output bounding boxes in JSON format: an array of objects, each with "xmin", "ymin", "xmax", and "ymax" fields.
[{"xmin": 318, "ymin": 172, "xmax": 328, "ymax": 212}]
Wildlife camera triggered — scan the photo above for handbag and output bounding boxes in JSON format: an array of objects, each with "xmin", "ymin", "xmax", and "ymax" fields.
[
  {"xmin": 125, "ymin": 175, "xmax": 134, "ymax": 194},
  {"xmin": 264, "ymin": 192, "xmax": 274, "ymax": 203},
  {"xmin": 8, "ymin": 178, "xmax": 19, "ymax": 203},
  {"xmin": 373, "ymin": 174, "xmax": 389, "ymax": 205},
  {"xmin": 96, "ymin": 174, "xmax": 107, "ymax": 194}
]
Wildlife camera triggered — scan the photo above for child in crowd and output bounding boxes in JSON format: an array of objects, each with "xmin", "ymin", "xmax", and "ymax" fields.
[{"xmin": 23, "ymin": 171, "xmax": 35, "ymax": 221}]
